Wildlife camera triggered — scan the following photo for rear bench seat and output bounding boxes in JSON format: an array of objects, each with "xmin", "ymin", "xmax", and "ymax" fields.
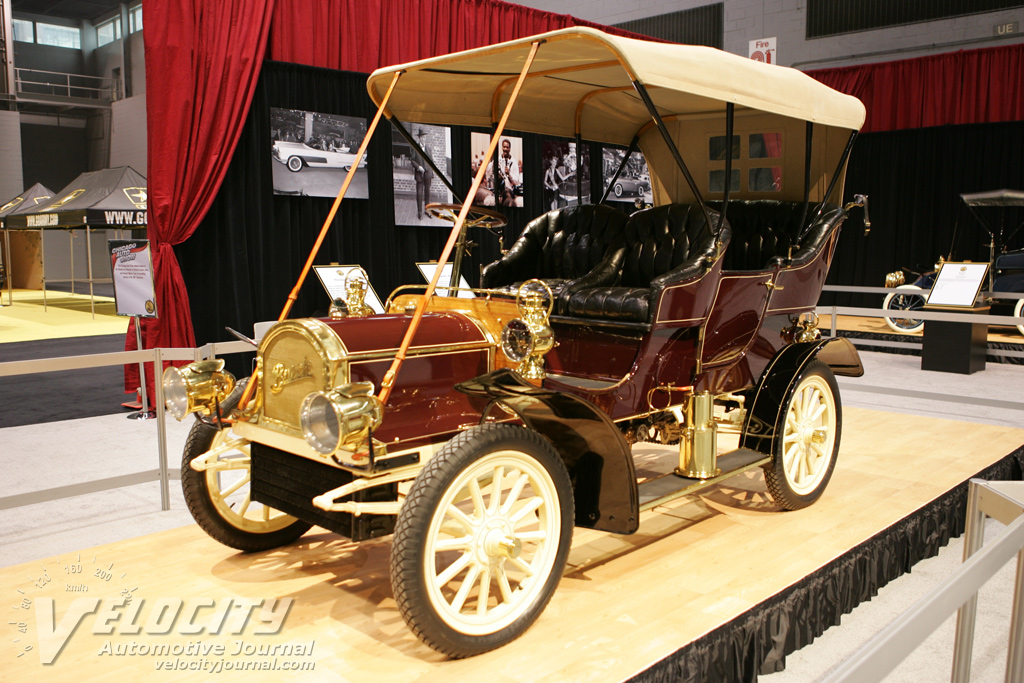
[
  {"xmin": 708, "ymin": 200, "xmax": 847, "ymax": 271},
  {"xmin": 563, "ymin": 203, "xmax": 728, "ymax": 324}
]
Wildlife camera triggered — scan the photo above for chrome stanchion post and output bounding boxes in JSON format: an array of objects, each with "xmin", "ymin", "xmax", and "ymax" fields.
[
  {"xmin": 1008, "ymin": 545, "xmax": 1024, "ymax": 682},
  {"xmin": 951, "ymin": 479, "xmax": 986, "ymax": 683},
  {"xmin": 128, "ymin": 316, "xmax": 154, "ymax": 420},
  {"xmin": 831, "ymin": 304, "xmax": 837, "ymax": 337},
  {"xmin": 153, "ymin": 347, "xmax": 170, "ymax": 511}
]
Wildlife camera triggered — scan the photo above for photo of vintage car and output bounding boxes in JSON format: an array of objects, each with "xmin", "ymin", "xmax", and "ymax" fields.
[
  {"xmin": 165, "ymin": 27, "xmax": 868, "ymax": 659},
  {"xmin": 272, "ymin": 139, "xmax": 368, "ymax": 172},
  {"xmin": 611, "ymin": 174, "xmax": 650, "ymax": 198}
]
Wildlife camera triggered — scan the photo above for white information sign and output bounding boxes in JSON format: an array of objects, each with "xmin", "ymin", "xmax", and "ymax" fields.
[
  {"xmin": 109, "ymin": 239, "xmax": 158, "ymax": 318},
  {"xmin": 416, "ymin": 262, "xmax": 475, "ymax": 298},
  {"xmin": 312, "ymin": 264, "xmax": 385, "ymax": 313},
  {"xmin": 925, "ymin": 262, "xmax": 989, "ymax": 308}
]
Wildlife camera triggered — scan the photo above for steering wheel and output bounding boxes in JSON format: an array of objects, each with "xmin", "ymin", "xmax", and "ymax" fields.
[{"xmin": 424, "ymin": 203, "xmax": 507, "ymax": 230}]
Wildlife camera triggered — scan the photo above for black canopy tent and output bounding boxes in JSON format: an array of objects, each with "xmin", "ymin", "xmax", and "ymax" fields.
[
  {"xmin": 4, "ymin": 167, "xmax": 147, "ymax": 316},
  {"xmin": 0, "ymin": 182, "xmax": 56, "ymax": 305}
]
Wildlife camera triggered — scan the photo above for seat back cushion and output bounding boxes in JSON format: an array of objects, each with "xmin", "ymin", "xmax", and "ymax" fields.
[
  {"xmin": 708, "ymin": 200, "xmax": 842, "ymax": 271},
  {"xmin": 620, "ymin": 203, "xmax": 721, "ymax": 287},
  {"xmin": 481, "ymin": 203, "xmax": 627, "ymax": 288}
]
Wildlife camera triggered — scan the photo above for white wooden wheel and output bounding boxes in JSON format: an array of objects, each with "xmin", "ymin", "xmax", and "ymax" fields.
[{"xmin": 391, "ymin": 424, "xmax": 573, "ymax": 658}]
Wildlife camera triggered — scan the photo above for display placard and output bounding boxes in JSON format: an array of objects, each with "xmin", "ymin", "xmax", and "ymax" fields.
[
  {"xmin": 312, "ymin": 264, "xmax": 384, "ymax": 313},
  {"xmin": 416, "ymin": 262, "xmax": 475, "ymax": 298},
  {"xmin": 109, "ymin": 239, "xmax": 158, "ymax": 318},
  {"xmin": 925, "ymin": 262, "xmax": 989, "ymax": 308}
]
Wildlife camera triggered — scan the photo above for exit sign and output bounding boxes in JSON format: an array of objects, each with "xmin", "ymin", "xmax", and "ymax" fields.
[{"xmin": 994, "ymin": 21, "xmax": 1019, "ymax": 36}]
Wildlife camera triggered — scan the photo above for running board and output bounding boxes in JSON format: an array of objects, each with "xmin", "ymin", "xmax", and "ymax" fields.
[{"xmin": 638, "ymin": 448, "xmax": 770, "ymax": 512}]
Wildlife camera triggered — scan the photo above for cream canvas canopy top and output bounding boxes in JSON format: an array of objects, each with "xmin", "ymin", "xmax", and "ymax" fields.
[{"xmin": 367, "ymin": 26, "xmax": 866, "ymax": 205}]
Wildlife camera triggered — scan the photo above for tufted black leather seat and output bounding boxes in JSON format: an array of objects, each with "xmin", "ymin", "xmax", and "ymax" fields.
[
  {"xmin": 708, "ymin": 200, "xmax": 846, "ymax": 271},
  {"xmin": 481, "ymin": 204, "xmax": 629, "ymax": 310},
  {"xmin": 565, "ymin": 204, "xmax": 729, "ymax": 324}
]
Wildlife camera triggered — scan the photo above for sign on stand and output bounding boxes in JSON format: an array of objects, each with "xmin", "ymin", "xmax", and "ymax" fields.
[{"xmin": 109, "ymin": 239, "xmax": 157, "ymax": 418}]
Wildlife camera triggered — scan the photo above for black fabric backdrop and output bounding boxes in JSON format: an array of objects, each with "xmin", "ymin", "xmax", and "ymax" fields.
[
  {"xmin": 175, "ymin": 61, "xmax": 619, "ymax": 380},
  {"xmin": 177, "ymin": 61, "xmax": 1024, "ymax": 373},
  {"xmin": 826, "ymin": 120, "xmax": 1024, "ymax": 307}
]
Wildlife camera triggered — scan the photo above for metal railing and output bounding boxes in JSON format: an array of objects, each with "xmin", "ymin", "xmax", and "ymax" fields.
[
  {"xmin": 823, "ymin": 479, "xmax": 1024, "ymax": 682},
  {"xmin": 818, "ymin": 284, "xmax": 1024, "ymax": 361},
  {"xmin": 0, "ymin": 339, "xmax": 251, "ymax": 512},
  {"xmin": 14, "ymin": 67, "xmax": 119, "ymax": 102}
]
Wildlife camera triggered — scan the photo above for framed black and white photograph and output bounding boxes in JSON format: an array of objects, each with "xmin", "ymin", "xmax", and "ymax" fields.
[
  {"xmin": 542, "ymin": 139, "xmax": 589, "ymax": 210},
  {"xmin": 602, "ymin": 147, "xmax": 652, "ymax": 205},
  {"xmin": 392, "ymin": 124, "xmax": 453, "ymax": 225},
  {"xmin": 470, "ymin": 132, "xmax": 524, "ymax": 208},
  {"xmin": 270, "ymin": 108, "xmax": 369, "ymax": 198}
]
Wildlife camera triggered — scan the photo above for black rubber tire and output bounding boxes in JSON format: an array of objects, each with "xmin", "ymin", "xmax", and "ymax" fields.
[
  {"xmin": 286, "ymin": 156, "xmax": 303, "ymax": 172},
  {"xmin": 614, "ymin": 183, "xmax": 623, "ymax": 197},
  {"xmin": 181, "ymin": 378, "xmax": 312, "ymax": 552},
  {"xmin": 764, "ymin": 360, "xmax": 842, "ymax": 510},
  {"xmin": 390, "ymin": 424, "xmax": 574, "ymax": 658}
]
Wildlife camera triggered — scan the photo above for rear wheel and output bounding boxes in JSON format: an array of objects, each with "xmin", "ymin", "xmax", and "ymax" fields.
[
  {"xmin": 764, "ymin": 360, "xmax": 841, "ymax": 510},
  {"xmin": 286, "ymin": 156, "xmax": 303, "ymax": 172},
  {"xmin": 181, "ymin": 379, "xmax": 311, "ymax": 551},
  {"xmin": 883, "ymin": 285, "xmax": 925, "ymax": 333},
  {"xmin": 614, "ymin": 183, "xmax": 623, "ymax": 198},
  {"xmin": 390, "ymin": 425, "xmax": 573, "ymax": 658},
  {"xmin": 1015, "ymin": 298, "xmax": 1024, "ymax": 336}
]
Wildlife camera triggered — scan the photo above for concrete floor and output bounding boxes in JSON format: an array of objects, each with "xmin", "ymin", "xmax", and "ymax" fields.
[{"xmin": 1, "ymin": 349, "xmax": 1022, "ymax": 681}]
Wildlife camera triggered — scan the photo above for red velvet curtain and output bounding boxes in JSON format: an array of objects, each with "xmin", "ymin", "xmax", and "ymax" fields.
[
  {"xmin": 127, "ymin": 0, "xmax": 276, "ymax": 393},
  {"xmin": 266, "ymin": 0, "xmax": 628, "ymax": 70},
  {"xmin": 808, "ymin": 42, "xmax": 1024, "ymax": 133}
]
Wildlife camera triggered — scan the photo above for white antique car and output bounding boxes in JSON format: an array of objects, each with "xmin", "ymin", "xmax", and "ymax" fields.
[{"xmin": 272, "ymin": 140, "xmax": 367, "ymax": 172}]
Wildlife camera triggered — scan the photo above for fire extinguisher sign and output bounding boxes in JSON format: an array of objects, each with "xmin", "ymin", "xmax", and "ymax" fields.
[{"xmin": 749, "ymin": 37, "xmax": 777, "ymax": 64}]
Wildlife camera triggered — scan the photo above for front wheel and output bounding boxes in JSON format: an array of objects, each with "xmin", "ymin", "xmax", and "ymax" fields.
[
  {"xmin": 614, "ymin": 183, "xmax": 623, "ymax": 197},
  {"xmin": 764, "ymin": 360, "xmax": 841, "ymax": 510},
  {"xmin": 1014, "ymin": 298, "xmax": 1024, "ymax": 336},
  {"xmin": 883, "ymin": 284, "xmax": 925, "ymax": 333},
  {"xmin": 390, "ymin": 425, "xmax": 574, "ymax": 658},
  {"xmin": 181, "ymin": 379, "xmax": 311, "ymax": 551}
]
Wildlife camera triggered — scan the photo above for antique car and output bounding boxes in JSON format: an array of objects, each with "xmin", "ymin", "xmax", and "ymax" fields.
[
  {"xmin": 272, "ymin": 139, "xmax": 368, "ymax": 172},
  {"xmin": 165, "ymin": 27, "xmax": 868, "ymax": 658},
  {"xmin": 883, "ymin": 189, "xmax": 1024, "ymax": 334}
]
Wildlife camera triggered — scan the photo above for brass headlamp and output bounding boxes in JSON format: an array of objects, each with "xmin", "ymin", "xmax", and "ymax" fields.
[
  {"xmin": 299, "ymin": 381, "xmax": 384, "ymax": 456},
  {"xmin": 162, "ymin": 360, "xmax": 236, "ymax": 421},
  {"xmin": 500, "ymin": 279, "xmax": 554, "ymax": 381}
]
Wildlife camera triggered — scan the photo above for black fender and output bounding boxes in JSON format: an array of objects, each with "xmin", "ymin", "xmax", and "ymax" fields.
[
  {"xmin": 740, "ymin": 337, "xmax": 862, "ymax": 455},
  {"xmin": 456, "ymin": 369, "xmax": 639, "ymax": 534}
]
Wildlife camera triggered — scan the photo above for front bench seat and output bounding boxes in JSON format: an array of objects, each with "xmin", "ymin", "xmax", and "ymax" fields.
[
  {"xmin": 480, "ymin": 204, "xmax": 629, "ymax": 310},
  {"xmin": 565, "ymin": 204, "xmax": 729, "ymax": 324}
]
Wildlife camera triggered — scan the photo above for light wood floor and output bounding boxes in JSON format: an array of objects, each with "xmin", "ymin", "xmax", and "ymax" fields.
[{"xmin": 4, "ymin": 407, "xmax": 1022, "ymax": 682}]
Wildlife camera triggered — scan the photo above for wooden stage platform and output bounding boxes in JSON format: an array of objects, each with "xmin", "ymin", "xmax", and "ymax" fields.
[{"xmin": 4, "ymin": 407, "xmax": 1023, "ymax": 682}]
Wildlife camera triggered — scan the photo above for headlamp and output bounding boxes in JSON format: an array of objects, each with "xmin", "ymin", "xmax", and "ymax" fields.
[
  {"xmin": 162, "ymin": 360, "xmax": 236, "ymax": 420},
  {"xmin": 299, "ymin": 382, "xmax": 383, "ymax": 456}
]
